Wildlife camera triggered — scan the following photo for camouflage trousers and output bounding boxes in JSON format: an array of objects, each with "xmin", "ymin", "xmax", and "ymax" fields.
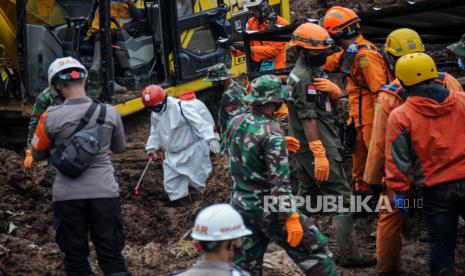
[
  {"xmin": 234, "ymin": 214, "xmax": 339, "ymax": 276},
  {"xmin": 296, "ymin": 147, "xmax": 352, "ymax": 209}
]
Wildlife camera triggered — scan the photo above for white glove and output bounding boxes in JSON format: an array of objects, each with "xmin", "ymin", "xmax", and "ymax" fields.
[{"xmin": 209, "ymin": 139, "xmax": 221, "ymax": 154}]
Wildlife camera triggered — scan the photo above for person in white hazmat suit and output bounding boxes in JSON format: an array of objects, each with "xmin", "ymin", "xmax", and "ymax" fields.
[
  {"xmin": 141, "ymin": 85, "xmax": 220, "ymax": 207},
  {"xmin": 178, "ymin": 90, "xmax": 221, "ymax": 149}
]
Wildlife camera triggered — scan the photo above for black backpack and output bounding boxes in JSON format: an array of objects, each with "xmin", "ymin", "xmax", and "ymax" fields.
[{"xmin": 50, "ymin": 102, "xmax": 106, "ymax": 179}]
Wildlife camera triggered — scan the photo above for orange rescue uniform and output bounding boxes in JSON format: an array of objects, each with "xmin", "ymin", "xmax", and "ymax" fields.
[
  {"xmin": 365, "ymin": 73, "xmax": 463, "ymax": 185},
  {"xmin": 245, "ymin": 16, "xmax": 289, "ymax": 117},
  {"xmin": 366, "ymin": 74, "xmax": 463, "ymax": 274},
  {"xmin": 246, "ymin": 16, "xmax": 289, "ymax": 70},
  {"xmin": 324, "ymin": 34, "xmax": 393, "ymax": 191}
]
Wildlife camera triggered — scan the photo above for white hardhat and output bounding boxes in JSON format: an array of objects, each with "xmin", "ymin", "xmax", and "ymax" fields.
[
  {"xmin": 191, "ymin": 204, "xmax": 252, "ymax": 241},
  {"xmin": 244, "ymin": 0, "xmax": 263, "ymax": 8},
  {"xmin": 48, "ymin": 57, "xmax": 88, "ymax": 85}
]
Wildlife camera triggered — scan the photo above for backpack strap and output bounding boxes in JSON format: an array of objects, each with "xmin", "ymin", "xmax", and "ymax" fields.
[
  {"xmin": 72, "ymin": 102, "xmax": 98, "ymax": 136},
  {"xmin": 177, "ymin": 100, "xmax": 188, "ymax": 122},
  {"xmin": 69, "ymin": 101, "xmax": 106, "ymax": 138},
  {"xmin": 97, "ymin": 104, "xmax": 107, "ymax": 125}
]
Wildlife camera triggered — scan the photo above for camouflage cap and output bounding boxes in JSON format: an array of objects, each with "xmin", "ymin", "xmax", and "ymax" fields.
[
  {"xmin": 244, "ymin": 75, "xmax": 289, "ymax": 105},
  {"xmin": 204, "ymin": 63, "xmax": 234, "ymax": 82},
  {"xmin": 447, "ymin": 34, "xmax": 465, "ymax": 57}
]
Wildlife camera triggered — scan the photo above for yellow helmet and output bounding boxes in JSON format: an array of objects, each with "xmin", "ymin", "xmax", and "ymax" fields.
[
  {"xmin": 385, "ymin": 28, "xmax": 425, "ymax": 57},
  {"xmin": 395, "ymin": 53, "xmax": 438, "ymax": 87}
]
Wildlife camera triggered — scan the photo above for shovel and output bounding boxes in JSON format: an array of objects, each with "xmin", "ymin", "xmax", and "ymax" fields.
[{"xmin": 132, "ymin": 159, "xmax": 152, "ymax": 196}]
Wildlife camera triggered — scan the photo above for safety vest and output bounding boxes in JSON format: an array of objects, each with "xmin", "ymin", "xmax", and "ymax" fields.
[{"xmin": 380, "ymin": 72, "xmax": 448, "ymax": 102}]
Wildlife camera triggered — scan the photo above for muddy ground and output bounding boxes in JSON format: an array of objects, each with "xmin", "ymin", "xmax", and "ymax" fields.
[
  {"xmin": 289, "ymin": 0, "xmax": 433, "ymax": 19},
  {"xmin": 1, "ymin": 1, "xmax": 465, "ymax": 275},
  {"xmin": 1, "ymin": 110, "xmax": 464, "ymax": 275}
]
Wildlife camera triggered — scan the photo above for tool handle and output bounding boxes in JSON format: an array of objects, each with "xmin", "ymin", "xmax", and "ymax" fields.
[{"xmin": 134, "ymin": 160, "xmax": 152, "ymax": 190}]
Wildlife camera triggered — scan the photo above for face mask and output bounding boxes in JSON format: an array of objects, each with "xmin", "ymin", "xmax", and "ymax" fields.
[
  {"xmin": 213, "ymin": 81, "xmax": 225, "ymax": 91},
  {"xmin": 458, "ymin": 57, "xmax": 465, "ymax": 70},
  {"xmin": 304, "ymin": 51, "xmax": 328, "ymax": 68},
  {"xmin": 147, "ymin": 96, "xmax": 167, "ymax": 113}
]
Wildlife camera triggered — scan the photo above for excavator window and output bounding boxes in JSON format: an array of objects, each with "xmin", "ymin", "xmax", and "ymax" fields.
[
  {"xmin": 26, "ymin": 0, "xmax": 67, "ymax": 27},
  {"xmin": 177, "ymin": 0, "xmax": 193, "ymax": 17},
  {"xmin": 184, "ymin": 26, "xmax": 217, "ymax": 55}
]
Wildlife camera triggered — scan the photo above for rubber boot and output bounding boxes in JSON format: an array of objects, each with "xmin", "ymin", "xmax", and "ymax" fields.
[
  {"xmin": 90, "ymin": 40, "xmax": 101, "ymax": 74},
  {"xmin": 112, "ymin": 81, "xmax": 127, "ymax": 94},
  {"xmin": 332, "ymin": 214, "xmax": 376, "ymax": 267}
]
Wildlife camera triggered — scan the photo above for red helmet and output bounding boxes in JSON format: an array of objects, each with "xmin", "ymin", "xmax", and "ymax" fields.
[{"xmin": 141, "ymin": 85, "xmax": 166, "ymax": 107}]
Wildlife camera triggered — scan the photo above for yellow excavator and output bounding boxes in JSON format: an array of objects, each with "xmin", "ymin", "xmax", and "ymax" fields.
[{"xmin": 0, "ymin": 0, "xmax": 291, "ymax": 142}]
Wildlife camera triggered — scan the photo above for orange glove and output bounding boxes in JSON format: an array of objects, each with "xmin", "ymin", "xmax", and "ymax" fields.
[
  {"xmin": 309, "ymin": 140, "xmax": 330, "ymax": 182},
  {"xmin": 274, "ymin": 103, "xmax": 289, "ymax": 118},
  {"xmin": 313, "ymin": 78, "xmax": 342, "ymax": 100},
  {"xmin": 23, "ymin": 149, "xmax": 33, "ymax": 170},
  {"xmin": 285, "ymin": 136, "xmax": 300, "ymax": 153},
  {"xmin": 285, "ymin": 212, "xmax": 303, "ymax": 247}
]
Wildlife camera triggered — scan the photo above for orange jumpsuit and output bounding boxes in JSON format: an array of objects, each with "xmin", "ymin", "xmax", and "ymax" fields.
[
  {"xmin": 324, "ymin": 34, "xmax": 393, "ymax": 192},
  {"xmin": 246, "ymin": 16, "xmax": 289, "ymax": 70},
  {"xmin": 246, "ymin": 16, "xmax": 289, "ymax": 117},
  {"xmin": 364, "ymin": 73, "xmax": 463, "ymax": 274}
]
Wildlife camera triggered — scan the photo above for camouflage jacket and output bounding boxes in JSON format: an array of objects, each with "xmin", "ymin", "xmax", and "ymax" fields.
[
  {"xmin": 218, "ymin": 81, "xmax": 247, "ymax": 139},
  {"xmin": 26, "ymin": 87, "xmax": 63, "ymax": 148},
  {"xmin": 226, "ymin": 109, "xmax": 295, "ymax": 219},
  {"xmin": 287, "ymin": 58, "xmax": 342, "ymax": 151}
]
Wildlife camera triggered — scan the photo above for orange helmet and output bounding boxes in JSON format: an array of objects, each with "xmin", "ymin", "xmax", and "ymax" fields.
[
  {"xmin": 290, "ymin": 23, "xmax": 333, "ymax": 50},
  {"xmin": 322, "ymin": 6, "xmax": 361, "ymax": 37}
]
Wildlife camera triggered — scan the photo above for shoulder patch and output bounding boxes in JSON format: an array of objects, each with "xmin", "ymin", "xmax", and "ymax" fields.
[{"xmin": 359, "ymin": 56, "xmax": 369, "ymax": 68}]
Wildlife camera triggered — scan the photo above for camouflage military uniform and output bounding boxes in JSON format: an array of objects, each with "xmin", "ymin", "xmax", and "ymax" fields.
[
  {"xmin": 287, "ymin": 58, "xmax": 351, "ymax": 205},
  {"xmin": 204, "ymin": 63, "xmax": 248, "ymax": 151},
  {"xmin": 26, "ymin": 87, "xmax": 63, "ymax": 148},
  {"xmin": 218, "ymin": 81, "xmax": 247, "ymax": 147},
  {"xmin": 226, "ymin": 75, "xmax": 338, "ymax": 276}
]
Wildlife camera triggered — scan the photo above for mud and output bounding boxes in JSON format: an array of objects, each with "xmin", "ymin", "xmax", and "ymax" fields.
[
  {"xmin": 289, "ymin": 0, "xmax": 433, "ymax": 19},
  {"xmin": 1, "ymin": 1, "xmax": 465, "ymax": 274},
  {"xmin": 1, "ymin": 111, "xmax": 464, "ymax": 275}
]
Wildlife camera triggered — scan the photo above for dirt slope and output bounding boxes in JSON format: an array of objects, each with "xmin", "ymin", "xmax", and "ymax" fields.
[{"xmin": 1, "ymin": 111, "xmax": 464, "ymax": 275}]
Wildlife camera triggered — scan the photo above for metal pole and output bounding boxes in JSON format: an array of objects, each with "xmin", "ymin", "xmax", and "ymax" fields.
[
  {"xmin": 17, "ymin": 0, "xmax": 31, "ymax": 98},
  {"xmin": 98, "ymin": 0, "xmax": 114, "ymax": 102}
]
